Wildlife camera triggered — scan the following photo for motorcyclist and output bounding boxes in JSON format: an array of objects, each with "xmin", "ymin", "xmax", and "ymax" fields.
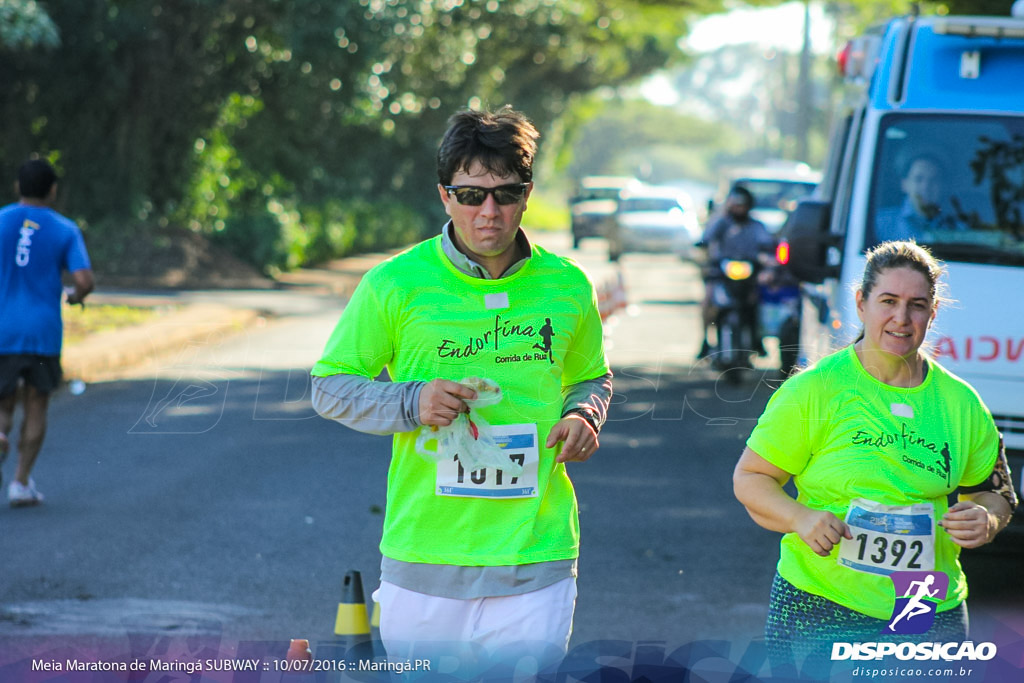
[{"xmin": 697, "ymin": 186, "xmax": 776, "ymax": 360}]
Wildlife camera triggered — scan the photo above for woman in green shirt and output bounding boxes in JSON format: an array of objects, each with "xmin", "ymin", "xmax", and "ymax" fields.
[{"xmin": 733, "ymin": 240, "xmax": 1016, "ymax": 665}]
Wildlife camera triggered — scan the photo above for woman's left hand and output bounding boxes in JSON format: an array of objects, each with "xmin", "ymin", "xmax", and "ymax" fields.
[{"xmin": 941, "ymin": 501, "xmax": 995, "ymax": 549}]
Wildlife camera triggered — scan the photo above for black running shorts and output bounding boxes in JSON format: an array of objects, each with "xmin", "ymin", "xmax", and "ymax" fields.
[{"xmin": 0, "ymin": 355, "xmax": 63, "ymax": 396}]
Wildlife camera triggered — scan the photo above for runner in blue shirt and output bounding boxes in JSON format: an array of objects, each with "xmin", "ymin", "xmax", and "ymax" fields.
[{"xmin": 0, "ymin": 159, "xmax": 93, "ymax": 507}]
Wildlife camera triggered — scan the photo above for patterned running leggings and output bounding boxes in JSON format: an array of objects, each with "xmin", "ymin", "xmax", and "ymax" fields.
[{"xmin": 766, "ymin": 573, "xmax": 968, "ymax": 668}]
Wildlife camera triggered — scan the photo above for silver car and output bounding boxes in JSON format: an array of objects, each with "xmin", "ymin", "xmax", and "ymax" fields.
[{"xmin": 607, "ymin": 186, "xmax": 702, "ymax": 262}]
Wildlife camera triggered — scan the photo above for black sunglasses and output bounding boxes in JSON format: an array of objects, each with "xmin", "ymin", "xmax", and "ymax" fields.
[{"xmin": 444, "ymin": 183, "xmax": 528, "ymax": 206}]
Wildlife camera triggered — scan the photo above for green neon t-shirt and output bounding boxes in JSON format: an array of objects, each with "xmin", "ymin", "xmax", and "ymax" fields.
[
  {"xmin": 312, "ymin": 236, "xmax": 610, "ymax": 566},
  {"xmin": 746, "ymin": 345, "xmax": 998, "ymax": 619}
]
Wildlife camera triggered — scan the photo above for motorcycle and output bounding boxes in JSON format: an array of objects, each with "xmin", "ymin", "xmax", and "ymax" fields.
[
  {"xmin": 709, "ymin": 258, "xmax": 760, "ymax": 377},
  {"xmin": 759, "ymin": 246, "xmax": 803, "ymax": 376}
]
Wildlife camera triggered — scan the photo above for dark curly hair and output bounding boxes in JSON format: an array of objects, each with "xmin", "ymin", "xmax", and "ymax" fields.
[{"xmin": 436, "ymin": 106, "xmax": 539, "ymax": 186}]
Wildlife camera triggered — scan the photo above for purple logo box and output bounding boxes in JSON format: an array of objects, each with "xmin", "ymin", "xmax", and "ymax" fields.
[{"xmin": 885, "ymin": 571, "xmax": 949, "ymax": 635}]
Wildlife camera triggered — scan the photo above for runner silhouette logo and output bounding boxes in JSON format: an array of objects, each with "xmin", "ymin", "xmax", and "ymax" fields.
[{"xmin": 885, "ymin": 571, "xmax": 949, "ymax": 635}]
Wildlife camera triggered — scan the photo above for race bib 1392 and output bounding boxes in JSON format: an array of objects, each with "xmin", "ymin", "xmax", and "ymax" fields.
[{"xmin": 838, "ymin": 498, "xmax": 936, "ymax": 575}]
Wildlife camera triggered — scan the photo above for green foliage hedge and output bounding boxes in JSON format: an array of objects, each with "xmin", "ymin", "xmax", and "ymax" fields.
[
  {"xmin": 2, "ymin": 0, "xmax": 694, "ymax": 274},
  {"xmin": 209, "ymin": 199, "xmax": 427, "ymax": 274}
]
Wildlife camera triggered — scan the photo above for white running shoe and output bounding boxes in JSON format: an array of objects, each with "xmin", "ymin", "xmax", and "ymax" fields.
[{"xmin": 8, "ymin": 478, "xmax": 44, "ymax": 507}]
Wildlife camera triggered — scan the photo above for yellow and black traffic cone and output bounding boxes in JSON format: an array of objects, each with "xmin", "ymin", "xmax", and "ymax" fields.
[
  {"xmin": 334, "ymin": 570, "xmax": 371, "ymax": 641},
  {"xmin": 315, "ymin": 570, "xmax": 373, "ymax": 682}
]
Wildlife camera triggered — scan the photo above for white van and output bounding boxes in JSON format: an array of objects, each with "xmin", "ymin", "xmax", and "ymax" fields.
[{"xmin": 781, "ymin": 11, "xmax": 1024, "ymax": 460}]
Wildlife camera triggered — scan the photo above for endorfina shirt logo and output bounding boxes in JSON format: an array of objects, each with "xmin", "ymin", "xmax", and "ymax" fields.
[
  {"xmin": 885, "ymin": 571, "xmax": 948, "ymax": 635},
  {"xmin": 435, "ymin": 314, "xmax": 557, "ymax": 365},
  {"xmin": 851, "ymin": 424, "xmax": 954, "ymax": 487}
]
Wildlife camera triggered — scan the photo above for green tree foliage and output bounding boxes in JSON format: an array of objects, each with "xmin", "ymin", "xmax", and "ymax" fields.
[
  {"xmin": 948, "ymin": 0, "xmax": 1016, "ymax": 13},
  {"xmin": 836, "ymin": 0, "xmax": 1013, "ymax": 34},
  {"xmin": 0, "ymin": 0, "xmax": 59, "ymax": 50},
  {"xmin": 1, "ymin": 2, "xmax": 271, "ymax": 225},
  {"xmin": 1, "ymin": 0, "xmax": 702, "ymax": 273},
  {"xmin": 559, "ymin": 96, "xmax": 736, "ymax": 184}
]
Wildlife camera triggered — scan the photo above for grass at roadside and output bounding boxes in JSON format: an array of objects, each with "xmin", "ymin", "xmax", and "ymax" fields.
[
  {"xmin": 63, "ymin": 304, "xmax": 177, "ymax": 345},
  {"xmin": 523, "ymin": 191, "xmax": 570, "ymax": 232}
]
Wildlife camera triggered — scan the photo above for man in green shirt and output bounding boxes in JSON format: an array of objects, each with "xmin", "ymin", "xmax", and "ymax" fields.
[{"xmin": 312, "ymin": 107, "xmax": 612, "ymax": 662}]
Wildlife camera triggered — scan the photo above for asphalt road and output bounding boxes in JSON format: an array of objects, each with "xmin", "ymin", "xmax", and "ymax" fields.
[{"xmin": 1, "ymin": 232, "xmax": 1022, "ymax": 678}]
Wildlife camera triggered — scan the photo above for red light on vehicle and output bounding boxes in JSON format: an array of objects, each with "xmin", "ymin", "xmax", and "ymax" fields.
[
  {"xmin": 836, "ymin": 42, "xmax": 851, "ymax": 77},
  {"xmin": 776, "ymin": 241, "xmax": 791, "ymax": 265}
]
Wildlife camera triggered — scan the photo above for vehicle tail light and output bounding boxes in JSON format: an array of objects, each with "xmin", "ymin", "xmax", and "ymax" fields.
[
  {"xmin": 776, "ymin": 241, "xmax": 791, "ymax": 265},
  {"xmin": 837, "ymin": 42, "xmax": 851, "ymax": 77}
]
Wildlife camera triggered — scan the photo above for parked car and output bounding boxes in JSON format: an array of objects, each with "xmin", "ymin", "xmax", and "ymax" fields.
[
  {"xmin": 711, "ymin": 164, "xmax": 821, "ymax": 234},
  {"xmin": 606, "ymin": 185, "xmax": 702, "ymax": 262},
  {"xmin": 569, "ymin": 176, "xmax": 639, "ymax": 248}
]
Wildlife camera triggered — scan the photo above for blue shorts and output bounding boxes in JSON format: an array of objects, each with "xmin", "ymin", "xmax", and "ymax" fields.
[{"xmin": 0, "ymin": 355, "xmax": 63, "ymax": 396}]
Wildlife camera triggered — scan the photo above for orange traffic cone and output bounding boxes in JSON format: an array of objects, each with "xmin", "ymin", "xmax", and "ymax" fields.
[
  {"xmin": 287, "ymin": 639, "xmax": 312, "ymax": 663},
  {"xmin": 282, "ymin": 638, "xmax": 312, "ymax": 682}
]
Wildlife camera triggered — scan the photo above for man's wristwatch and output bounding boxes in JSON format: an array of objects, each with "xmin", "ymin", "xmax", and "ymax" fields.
[{"xmin": 564, "ymin": 407, "xmax": 600, "ymax": 433}]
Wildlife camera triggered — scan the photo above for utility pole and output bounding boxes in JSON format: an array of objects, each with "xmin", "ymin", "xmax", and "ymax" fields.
[{"xmin": 796, "ymin": 0, "xmax": 812, "ymax": 162}]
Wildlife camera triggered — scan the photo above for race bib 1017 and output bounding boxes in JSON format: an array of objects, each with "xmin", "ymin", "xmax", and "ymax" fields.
[{"xmin": 436, "ymin": 423, "xmax": 540, "ymax": 499}]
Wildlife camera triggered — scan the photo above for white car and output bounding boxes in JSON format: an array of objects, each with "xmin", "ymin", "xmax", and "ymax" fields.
[{"xmin": 607, "ymin": 186, "xmax": 702, "ymax": 262}]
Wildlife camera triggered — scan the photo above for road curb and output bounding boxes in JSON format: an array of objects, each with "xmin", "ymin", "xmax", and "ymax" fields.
[
  {"xmin": 58, "ymin": 247, "xmax": 396, "ymax": 384},
  {"xmin": 62, "ymin": 304, "xmax": 262, "ymax": 382}
]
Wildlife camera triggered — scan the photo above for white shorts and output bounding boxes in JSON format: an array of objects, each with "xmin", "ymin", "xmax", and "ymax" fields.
[{"xmin": 373, "ymin": 577, "xmax": 576, "ymax": 663}]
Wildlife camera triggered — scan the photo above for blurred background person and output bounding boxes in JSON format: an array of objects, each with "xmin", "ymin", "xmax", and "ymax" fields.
[
  {"xmin": 0, "ymin": 159, "xmax": 93, "ymax": 507},
  {"xmin": 874, "ymin": 153, "xmax": 957, "ymax": 243},
  {"xmin": 698, "ymin": 186, "xmax": 775, "ymax": 359}
]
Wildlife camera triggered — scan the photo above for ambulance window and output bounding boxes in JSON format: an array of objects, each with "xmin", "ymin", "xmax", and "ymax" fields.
[{"xmin": 867, "ymin": 114, "xmax": 1024, "ymax": 266}]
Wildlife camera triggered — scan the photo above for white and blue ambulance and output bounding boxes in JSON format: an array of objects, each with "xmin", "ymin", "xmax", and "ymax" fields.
[{"xmin": 781, "ymin": 9, "xmax": 1024, "ymax": 476}]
